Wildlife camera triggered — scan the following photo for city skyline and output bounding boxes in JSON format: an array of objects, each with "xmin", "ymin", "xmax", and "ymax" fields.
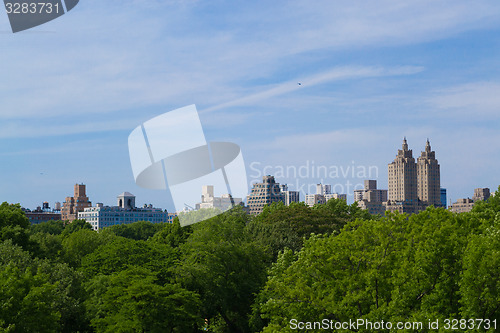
[
  {"xmin": 7, "ymin": 136, "xmax": 499, "ymax": 211},
  {"xmin": 17, "ymin": 137, "xmax": 496, "ymax": 214},
  {"xmin": 1, "ymin": 1, "xmax": 500, "ymax": 211}
]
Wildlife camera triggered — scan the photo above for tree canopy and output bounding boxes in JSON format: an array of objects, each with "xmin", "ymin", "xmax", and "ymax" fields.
[{"xmin": 0, "ymin": 191, "xmax": 499, "ymax": 332}]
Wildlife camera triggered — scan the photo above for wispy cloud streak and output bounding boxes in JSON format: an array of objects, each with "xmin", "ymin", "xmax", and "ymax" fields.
[{"xmin": 202, "ymin": 66, "xmax": 424, "ymax": 113}]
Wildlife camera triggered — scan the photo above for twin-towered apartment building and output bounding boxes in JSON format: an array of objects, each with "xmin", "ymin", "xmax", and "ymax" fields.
[
  {"xmin": 355, "ymin": 138, "xmax": 491, "ymax": 214},
  {"xmin": 385, "ymin": 138, "xmax": 443, "ymax": 214}
]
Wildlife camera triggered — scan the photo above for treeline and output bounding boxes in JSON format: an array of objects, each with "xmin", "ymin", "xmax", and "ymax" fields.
[{"xmin": 0, "ymin": 187, "xmax": 499, "ymax": 332}]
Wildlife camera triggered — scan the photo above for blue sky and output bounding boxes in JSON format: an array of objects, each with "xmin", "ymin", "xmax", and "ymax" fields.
[{"xmin": 1, "ymin": 0, "xmax": 500, "ymax": 211}]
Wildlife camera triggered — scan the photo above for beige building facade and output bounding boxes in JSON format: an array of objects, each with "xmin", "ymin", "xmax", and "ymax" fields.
[
  {"xmin": 196, "ymin": 185, "xmax": 243, "ymax": 211},
  {"xmin": 386, "ymin": 138, "xmax": 442, "ymax": 214},
  {"xmin": 388, "ymin": 138, "xmax": 418, "ymax": 203},
  {"xmin": 417, "ymin": 139, "xmax": 441, "ymax": 207},
  {"xmin": 473, "ymin": 188, "xmax": 490, "ymax": 202},
  {"xmin": 305, "ymin": 183, "xmax": 346, "ymax": 207},
  {"xmin": 449, "ymin": 187, "xmax": 491, "ymax": 213},
  {"xmin": 61, "ymin": 184, "xmax": 92, "ymax": 222},
  {"xmin": 449, "ymin": 198, "xmax": 475, "ymax": 213},
  {"xmin": 354, "ymin": 180, "xmax": 388, "ymax": 215}
]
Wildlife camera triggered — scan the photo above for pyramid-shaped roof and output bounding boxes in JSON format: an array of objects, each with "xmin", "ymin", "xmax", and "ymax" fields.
[{"xmin": 117, "ymin": 192, "xmax": 135, "ymax": 197}]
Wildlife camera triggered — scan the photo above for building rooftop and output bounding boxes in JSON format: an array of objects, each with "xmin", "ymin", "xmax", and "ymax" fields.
[{"xmin": 117, "ymin": 192, "xmax": 135, "ymax": 197}]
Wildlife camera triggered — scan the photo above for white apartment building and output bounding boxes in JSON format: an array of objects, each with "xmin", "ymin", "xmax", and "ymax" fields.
[
  {"xmin": 305, "ymin": 187, "xmax": 346, "ymax": 207},
  {"xmin": 280, "ymin": 184, "xmax": 300, "ymax": 206},
  {"xmin": 196, "ymin": 185, "xmax": 243, "ymax": 211},
  {"xmin": 78, "ymin": 192, "xmax": 173, "ymax": 231}
]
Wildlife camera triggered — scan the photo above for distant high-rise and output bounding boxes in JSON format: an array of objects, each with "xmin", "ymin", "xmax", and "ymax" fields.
[
  {"xmin": 196, "ymin": 185, "xmax": 243, "ymax": 211},
  {"xmin": 449, "ymin": 198, "xmax": 475, "ymax": 213},
  {"xmin": 417, "ymin": 139, "xmax": 441, "ymax": 207},
  {"xmin": 386, "ymin": 138, "xmax": 441, "ymax": 214},
  {"xmin": 387, "ymin": 138, "xmax": 418, "ymax": 213},
  {"xmin": 61, "ymin": 183, "xmax": 92, "ymax": 221},
  {"xmin": 283, "ymin": 190, "xmax": 300, "ymax": 206},
  {"xmin": 305, "ymin": 183, "xmax": 346, "ymax": 207},
  {"xmin": 450, "ymin": 187, "xmax": 491, "ymax": 213},
  {"xmin": 280, "ymin": 184, "xmax": 300, "ymax": 206},
  {"xmin": 305, "ymin": 194, "xmax": 326, "ymax": 207},
  {"xmin": 354, "ymin": 180, "xmax": 388, "ymax": 203},
  {"xmin": 247, "ymin": 175, "xmax": 285, "ymax": 215},
  {"xmin": 388, "ymin": 138, "xmax": 418, "ymax": 203},
  {"xmin": 440, "ymin": 188, "xmax": 447, "ymax": 208},
  {"xmin": 473, "ymin": 188, "xmax": 490, "ymax": 202},
  {"xmin": 316, "ymin": 184, "xmax": 332, "ymax": 195},
  {"xmin": 354, "ymin": 180, "xmax": 388, "ymax": 215}
]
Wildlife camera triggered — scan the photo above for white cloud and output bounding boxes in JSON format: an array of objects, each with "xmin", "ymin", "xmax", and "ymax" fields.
[
  {"xmin": 0, "ymin": 0, "xmax": 498, "ymax": 122},
  {"xmin": 0, "ymin": 117, "xmax": 139, "ymax": 138},
  {"xmin": 430, "ymin": 82, "xmax": 500, "ymax": 118},
  {"xmin": 1, "ymin": 0, "xmax": 499, "ymax": 210},
  {"xmin": 202, "ymin": 66, "xmax": 424, "ymax": 113}
]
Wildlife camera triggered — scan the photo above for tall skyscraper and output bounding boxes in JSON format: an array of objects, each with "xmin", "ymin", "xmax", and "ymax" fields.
[
  {"xmin": 386, "ymin": 138, "xmax": 441, "ymax": 214},
  {"xmin": 387, "ymin": 138, "xmax": 418, "ymax": 210},
  {"xmin": 417, "ymin": 139, "xmax": 441, "ymax": 207}
]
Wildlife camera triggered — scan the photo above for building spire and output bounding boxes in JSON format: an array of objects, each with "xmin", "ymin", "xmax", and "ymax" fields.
[
  {"xmin": 425, "ymin": 138, "xmax": 431, "ymax": 152},
  {"xmin": 402, "ymin": 137, "xmax": 408, "ymax": 150}
]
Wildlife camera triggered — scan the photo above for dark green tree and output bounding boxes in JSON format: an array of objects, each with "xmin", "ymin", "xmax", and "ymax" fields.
[
  {"xmin": 0, "ymin": 202, "xmax": 31, "ymax": 249},
  {"xmin": 61, "ymin": 219, "xmax": 92, "ymax": 237},
  {"xmin": 81, "ymin": 236, "xmax": 177, "ymax": 284},
  {"xmin": 257, "ymin": 207, "xmax": 471, "ymax": 332},
  {"xmin": 102, "ymin": 220, "xmax": 166, "ymax": 241},
  {"xmin": 247, "ymin": 199, "xmax": 370, "ymax": 261},
  {"xmin": 0, "ymin": 239, "xmax": 34, "ymax": 272},
  {"xmin": 0, "ymin": 264, "xmax": 60, "ymax": 332},
  {"xmin": 85, "ymin": 266, "xmax": 201, "ymax": 333},
  {"xmin": 61, "ymin": 229, "xmax": 115, "ymax": 268},
  {"xmin": 177, "ymin": 207, "xmax": 223, "ymax": 227},
  {"xmin": 460, "ymin": 211, "xmax": 500, "ymax": 326},
  {"xmin": 150, "ymin": 218, "xmax": 193, "ymax": 248},
  {"xmin": 29, "ymin": 232, "xmax": 63, "ymax": 261},
  {"xmin": 1, "ymin": 240, "xmax": 90, "ymax": 332},
  {"xmin": 37, "ymin": 260, "xmax": 91, "ymax": 332},
  {"xmin": 176, "ymin": 210, "xmax": 268, "ymax": 332},
  {"xmin": 30, "ymin": 220, "xmax": 65, "ymax": 235}
]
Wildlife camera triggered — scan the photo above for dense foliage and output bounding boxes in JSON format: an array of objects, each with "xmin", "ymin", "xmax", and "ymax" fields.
[{"xmin": 0, "ymin": 187, "xmax": 499, "ymax": 332}]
